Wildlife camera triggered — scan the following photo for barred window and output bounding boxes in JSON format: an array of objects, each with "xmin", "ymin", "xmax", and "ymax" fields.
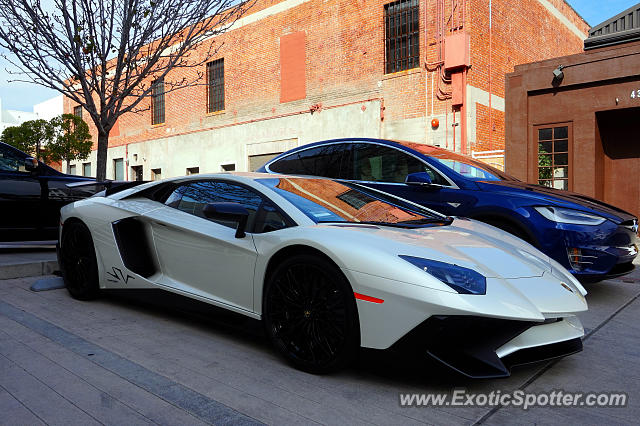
[
  {"xmin": 207, "ymin": 59, "xmax": 225, "ymax": 113},
  {"xmin": 73, "ymin": 105, "xmax": 82, "ymax": 118},
  {"xmin": 384, "ymin": 0, "xmax": 420, "ymax": 74},
  {"xmin": 151, "ymin": 78, "xmax": 165, "ymax": 125}
]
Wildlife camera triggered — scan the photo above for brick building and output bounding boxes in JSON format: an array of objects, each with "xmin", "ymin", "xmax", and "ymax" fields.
[
  {"xmin": 506, "ymin": 3, "xmax": 640, "ymax": 219},
  {"xmin": 65, "ymin": 0, "xmax": 588, "ymax": 180}
]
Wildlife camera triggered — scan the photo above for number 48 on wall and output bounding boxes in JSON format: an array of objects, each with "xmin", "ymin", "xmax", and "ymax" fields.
[{"xmin": 632, "ymin": 90, "xmax": 640, "ymax": 99}]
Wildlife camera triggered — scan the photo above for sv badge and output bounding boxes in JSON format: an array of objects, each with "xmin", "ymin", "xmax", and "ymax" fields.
[{"xmin": 106, "ymin": 267, "xmax": 135, "ymax": 284}]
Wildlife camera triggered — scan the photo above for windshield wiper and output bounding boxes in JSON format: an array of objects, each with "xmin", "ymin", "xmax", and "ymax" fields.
[
  {"xmin": 398, "ymin": 217, "xmax": 454, "ymax": 225},
  {"xmin": 318, "ymin": 217, "xmax": 453, "ymax": 227}
]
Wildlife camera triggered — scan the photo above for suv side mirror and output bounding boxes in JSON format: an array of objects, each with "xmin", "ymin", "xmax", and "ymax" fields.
[
  {"xmin": 203, "ymin": 202, "xmax": 250, "ymax": 238},
  {"xmin": 24, "ymin": 157, "xmax": 39, "ymax": 172},
  {"xmin": 405, "ymin": 172, "xmax": 437, "ymax": 187}
]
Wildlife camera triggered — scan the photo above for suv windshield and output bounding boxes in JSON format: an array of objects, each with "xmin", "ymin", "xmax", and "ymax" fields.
[
  {"xmin": 432, "ymin": 157, "xmax": 504, "ymax": 181},
  {"xmin": 257, "ymin": 177, "xmax": 445, "ymax": 225}
]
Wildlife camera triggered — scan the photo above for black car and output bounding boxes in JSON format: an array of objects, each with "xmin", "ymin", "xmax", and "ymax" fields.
[{"xmin": 0, "ymin": 142, "xmax": 96, "ymax": 243}]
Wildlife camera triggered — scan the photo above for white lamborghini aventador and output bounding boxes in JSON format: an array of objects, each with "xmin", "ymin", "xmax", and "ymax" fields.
[{"xmin": 58, "ymin": 173, "xmax": 588, "ymax": 378}]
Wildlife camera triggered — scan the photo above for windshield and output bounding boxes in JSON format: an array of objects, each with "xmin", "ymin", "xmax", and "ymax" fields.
[
  {"xmin": 257, "ymin": 177, "xmax": 443, "ymax": 224},
  {"xmin": 401, "ymin": 142, "xmax": 517, "ymax": 181},
  {"xmin": 432, "ymin": 158, "xmax": 504, "ymax": 181}
]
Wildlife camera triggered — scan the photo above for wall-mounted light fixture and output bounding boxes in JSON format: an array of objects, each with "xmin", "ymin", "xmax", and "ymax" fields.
[{"xmin": 552, "ymin": 65, "xmax": 565, "ymax": 82}]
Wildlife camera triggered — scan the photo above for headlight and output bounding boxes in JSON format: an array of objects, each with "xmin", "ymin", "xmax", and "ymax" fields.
[
  {"xmin": 399, "ymin": 255, "xmax": 486, "ymax": 295},
  {"xmin": 534, "ymin": 206, "xmax": 606, "ymax": 225}
]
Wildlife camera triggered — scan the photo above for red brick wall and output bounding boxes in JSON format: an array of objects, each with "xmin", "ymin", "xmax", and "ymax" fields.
[
  {"xmin": 467, "ymin": 0, "xmax": 588, "ymax": 153},
  {"xmin": 66, "ymin": 0, "xmax": 587, "ymax": 156}
]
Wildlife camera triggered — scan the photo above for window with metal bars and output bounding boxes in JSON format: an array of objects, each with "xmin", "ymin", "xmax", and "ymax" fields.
[
  {"xmin": 207, "ymin": 59, "xmax": 225, "ymax": 113},
  {"xmin": 73, "ymin": 105, "xmax": 82, "ymax": 118},
  {"xmin": 384, "ymin": 0, "xmax": 420, "ymax": 74},
  {"xmin": 151, "ymin": 78, "xmax": 165, "ymax": 125}
]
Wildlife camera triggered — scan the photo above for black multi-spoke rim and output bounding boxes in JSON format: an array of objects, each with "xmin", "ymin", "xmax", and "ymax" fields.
[
  {"xmin": 267, "ymin": 264, "xmax": 348, "ymax": 365},
  {"xmin": 62, "ymin": 226, "xmax": 95, "ymax": 294}
]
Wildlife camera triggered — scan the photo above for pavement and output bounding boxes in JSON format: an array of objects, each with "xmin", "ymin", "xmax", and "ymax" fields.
[
  {"xmin": 0, "ymin": 250, "xmax": 639, "ymax": 425},
  {"xmin": 0, "ymin": 249, "xmax": 58, "ymax": 280}
]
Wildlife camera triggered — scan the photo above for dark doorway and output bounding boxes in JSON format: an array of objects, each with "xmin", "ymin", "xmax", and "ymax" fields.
[
  {"xmin": 597, "ymin": 107, "xmax": 640, "ymax": 218},
  {"xmin": 131, "ymin": 165, "xmax": 144, "ymax": 182}
]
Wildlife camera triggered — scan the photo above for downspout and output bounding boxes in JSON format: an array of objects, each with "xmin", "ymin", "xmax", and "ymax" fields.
[
  {"xmin": 452, "ymin": 108, "xmax": 456, "ymax": 151},
  {"xmin": 489, "ymin": 0, "xmax": 493, "ymax": 150},
  {"xmin": 425, "ymin": 0, "xmax": 429, "ymax": 143},
  {"xmin": 461, "ymin": 0, "xmax": 467, "ymax": 154},
  {"xmin": 461, "ymin": 68, "xmax": 467, "ymax": 154}
]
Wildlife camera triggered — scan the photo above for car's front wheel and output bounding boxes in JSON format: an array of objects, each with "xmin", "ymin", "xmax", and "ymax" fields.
[
  {"xmin": 60, "ymin": 221, "xmax": 100, "ymax": 300},
  {"xmin": 263, "ymin": 254, "xmax": 360, "ymax": 373}
]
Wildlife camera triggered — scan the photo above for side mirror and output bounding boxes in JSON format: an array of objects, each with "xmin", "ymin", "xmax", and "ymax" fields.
[
  {"xmin": 203, "ymin": 202, "xmax": 250, "ymax": 238},
  {"xmin": 24, "ymin": 157, "xmax": 39, "ymax": 172},
  {"xmin": 405, "ymin": 172, "xmax": 436, "ymax": 186}
]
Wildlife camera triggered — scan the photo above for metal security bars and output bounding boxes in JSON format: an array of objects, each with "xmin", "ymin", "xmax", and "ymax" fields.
[
  {"xmin": 151, "ymin": 78, "xmax": 165, "ymax": 125},
  {"xmin": 73, "ymin": 105, "xmax": 82, "ymax": 118},
  {"xmin": 207, "ymin": 59, "xmax": 225, "ymax": 113},
  {"xmin": 384, "ymin": 0, "xmax": 420, "ymax": 74}
]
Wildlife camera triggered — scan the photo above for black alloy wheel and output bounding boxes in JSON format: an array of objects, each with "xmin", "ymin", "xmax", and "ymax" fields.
[
  {"xmin": 60, "ymin": 221, "xmax": 100, "ymax": 300},
  {"xmin": 263, "ymin": 254, "xmax": 360, "ymax": 373}
]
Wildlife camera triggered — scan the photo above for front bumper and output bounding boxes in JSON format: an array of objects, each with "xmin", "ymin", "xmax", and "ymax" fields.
[
  {"xmin": 393, "ymin": 315, "xmax": 584, "ymax": 378},
  {"xmin": 537, "ymin": 220, "xmax": 638, "ymax": 282}
]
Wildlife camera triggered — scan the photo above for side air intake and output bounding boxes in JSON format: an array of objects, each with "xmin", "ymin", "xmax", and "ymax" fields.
[{"xmin": 112, "ymin": 217, "xmax": 157, "ymax": 278}]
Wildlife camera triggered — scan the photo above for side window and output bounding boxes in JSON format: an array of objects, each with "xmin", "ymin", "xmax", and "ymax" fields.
[
  {"xmin": 164, "ymin": 181, "xmax": 289, "ymax": 233},
  {"xmin": 256, "ymin": 203, "xmax": 289, "ymax": 233},
  {"xmin": 269, "ymin": 144, "xmax": 350, "ymax": 178},
  {"xmin": 352, "ymin": 143, "xmax": 447, "ymax": 185},
  {"xmin": 0, "ymin": 145, "xmax": 27, "ymax": 172},
  {"xmin": 176, "ymin": 181, "xmax": 262, "ymax": 231}
]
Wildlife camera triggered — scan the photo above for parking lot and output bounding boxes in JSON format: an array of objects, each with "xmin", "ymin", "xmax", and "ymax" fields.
[{"xmin": 1, "ymin": 252, "xmax": 639, "ymax": 425}]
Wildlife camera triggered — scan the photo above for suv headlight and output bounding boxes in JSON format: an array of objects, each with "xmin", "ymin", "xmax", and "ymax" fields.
[
  {"xmin": 534, "ymin": 206, "xmax": 606, "ymax": 226},
  {"xmin": 399, "ymin": 255, "xmax": 486, "ymax": 295}
]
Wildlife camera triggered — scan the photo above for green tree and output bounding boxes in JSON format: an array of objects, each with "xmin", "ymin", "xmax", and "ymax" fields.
[
  {"xmin": 538, "ymin": 145, "xmax": 553, "ymax": 184},
  {"xmin": 47, "ymin": 114, "xmax": 92, "ymax": 174},
  {"xmin": 0, "ymin": 0, "xmax": 255, "ymax": 180},
  {"xmin": 0, "ymin": 119, "xmax": 50, "ymax": 159},
  {"xmin": 0, "ymin": 125, "xmax": 30, "ymax": 153}
]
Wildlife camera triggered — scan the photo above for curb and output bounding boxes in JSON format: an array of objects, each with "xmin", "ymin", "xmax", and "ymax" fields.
[{"xmin": 0, "ymin": 260, "xmax": 59, "ymax": 280}]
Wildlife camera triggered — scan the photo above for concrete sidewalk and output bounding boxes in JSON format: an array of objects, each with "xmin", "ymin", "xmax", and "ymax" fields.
[
  {"xmin": 0, "ymin": 261, "xmax": 638, "ymax": 425},
  {"xmin": 0, "ymin": 249, "xmax": 58, "ymax": 280}
]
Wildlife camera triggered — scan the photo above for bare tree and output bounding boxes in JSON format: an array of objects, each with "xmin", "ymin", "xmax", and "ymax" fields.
[{"xmin": 0, "ymin": 0, "xmax": 254, "ymax": 180}]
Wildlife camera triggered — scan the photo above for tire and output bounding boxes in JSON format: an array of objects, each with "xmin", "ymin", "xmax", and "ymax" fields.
[
  {"xmin": 263, "ymin": 254, "xmax": 360, "ymax": 374},
  {"xmin": 60, "ymin": 221, "xmax": 101, "ymax": 300}
]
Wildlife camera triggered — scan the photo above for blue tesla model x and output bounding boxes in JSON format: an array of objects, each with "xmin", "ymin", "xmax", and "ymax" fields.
[{"xmin": 258, "ymin": 138, "xmax": 638, "ymax": 282}]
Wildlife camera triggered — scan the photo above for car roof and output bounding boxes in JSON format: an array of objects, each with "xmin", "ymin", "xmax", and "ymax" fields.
[
  {"xmin": 267, "ymin": 138, "xmax": 512, "ymax": 182},
  {"xmin": 167, "ymin": 171, "xmax": 311, "ymax": 182}
]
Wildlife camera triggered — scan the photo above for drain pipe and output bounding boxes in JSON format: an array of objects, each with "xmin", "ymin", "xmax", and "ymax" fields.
[{"xmin": 489, "ymin": 0, "xmax": 493, "ymax": 150}]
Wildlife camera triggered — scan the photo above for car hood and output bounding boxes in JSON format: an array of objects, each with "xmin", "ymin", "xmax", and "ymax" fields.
[
  {"xmin": 477, "ymin": 180, "xmax": 636, "ymax": 223},
  {"xmin": 324, "ymin": 219, "xmax": 554, "ymax": 280},
  {"xmin": 311, "ymin": 219, "xmax": 587, "ymax": 318}
]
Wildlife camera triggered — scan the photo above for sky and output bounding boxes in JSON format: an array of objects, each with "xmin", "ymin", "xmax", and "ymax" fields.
[{"xmin": 0, "ymin": 0, "xmax": 638, "ymax": 112}]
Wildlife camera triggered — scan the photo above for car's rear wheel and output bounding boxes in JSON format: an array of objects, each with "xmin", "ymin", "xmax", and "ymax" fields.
[
  {"xmin": 60, "ymin": 221, "xmax": 100, "ymax": 300},
  {"xmin": 263, "ymin": 255, "xmax": 359, "ymax": 373}
]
